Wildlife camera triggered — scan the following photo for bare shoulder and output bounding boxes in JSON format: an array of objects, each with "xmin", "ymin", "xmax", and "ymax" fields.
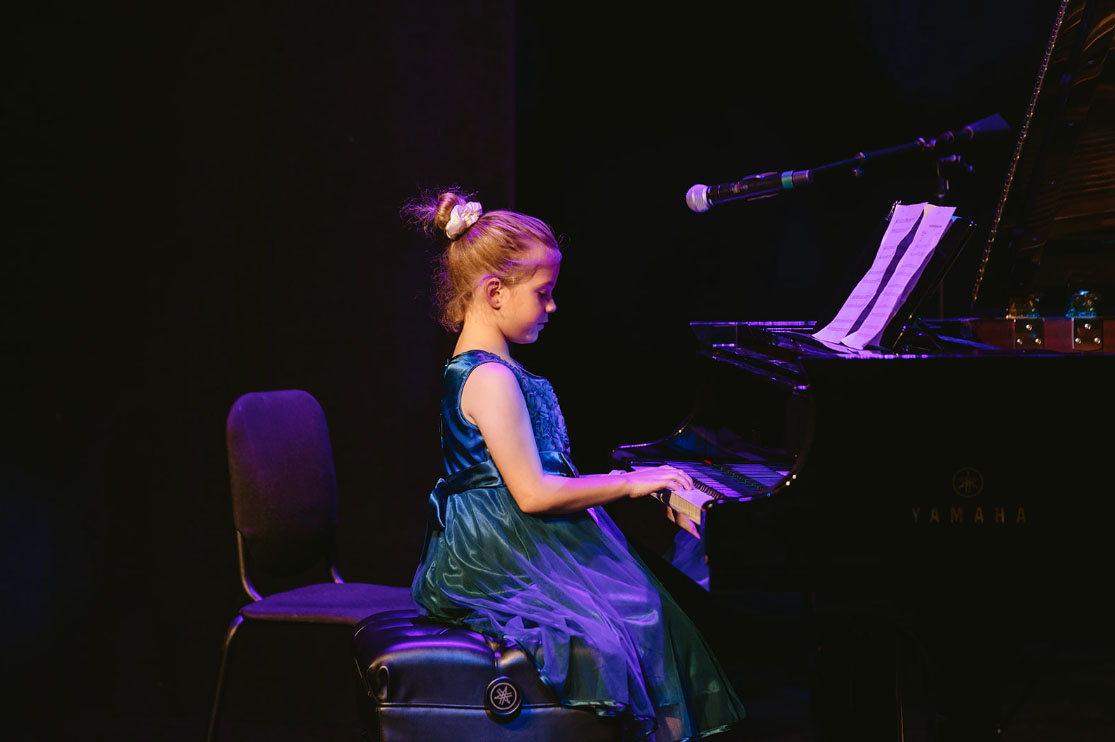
[
  {"xmin": 460, "ymin": 360, "xmax": 526, "ymax": 425},
  {"xmin": 465, "ymin": 359, "xmax": 520, "ymax": 391}
]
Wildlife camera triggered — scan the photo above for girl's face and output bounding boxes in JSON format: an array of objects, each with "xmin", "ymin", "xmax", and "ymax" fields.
[{"xmin": 497, "ymin": 249, "xmax": 560, "ymax": 345}]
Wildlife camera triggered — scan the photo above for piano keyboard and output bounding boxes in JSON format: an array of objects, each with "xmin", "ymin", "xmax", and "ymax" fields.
[{"xmin": 630, "ymin": 459, "xmax": 787, "ymax": 524}]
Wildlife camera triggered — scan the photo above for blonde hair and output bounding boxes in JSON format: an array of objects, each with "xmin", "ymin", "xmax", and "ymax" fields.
[{"xmin": 403, "ymin": 188, "xmax": 561, "ymax": 332}]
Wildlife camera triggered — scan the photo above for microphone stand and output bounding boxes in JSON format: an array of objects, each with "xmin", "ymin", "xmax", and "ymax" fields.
[
  {"xmin": 788, "ymin": 113, "xmax": 1008, "ymax": 195},
  {"xmin": 691, "ymin": 114, "xmax": 1009, "ymax": 210}
]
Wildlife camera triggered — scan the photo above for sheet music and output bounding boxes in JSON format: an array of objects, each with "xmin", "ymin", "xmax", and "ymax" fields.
[
  {"xmin": 812, "ymin": 202, "xmax": 955, "ymax": 350},
  {"xmin": 812, "ymin": 203, "xmax": 924, "ymax": 343},
  {"xmin": 841, "ymin": 204, "xmax": 954, "ymax": 349}
]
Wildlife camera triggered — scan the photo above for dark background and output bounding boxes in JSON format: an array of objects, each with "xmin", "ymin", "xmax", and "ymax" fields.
[{"xmin": 3, "ymin": 1, "xmax": 1064, "ymax": 738}]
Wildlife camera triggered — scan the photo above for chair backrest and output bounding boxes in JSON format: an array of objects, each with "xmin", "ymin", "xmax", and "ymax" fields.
[{"xmin": 226, "ymin": 390, "xmax": 339, "ymax": 589}]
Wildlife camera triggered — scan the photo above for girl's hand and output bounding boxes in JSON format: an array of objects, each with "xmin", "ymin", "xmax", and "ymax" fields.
[
  {"xmin": 611, "ymin": 467, "xmax": 702, "ymax": 538},
  {"xmin": 614, "ymin": 465, "xmax": 695, "ymax": 499}
]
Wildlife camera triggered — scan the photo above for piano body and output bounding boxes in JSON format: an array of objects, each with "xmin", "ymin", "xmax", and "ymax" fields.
[{"xmin": 611, "ymin": 0, "xmax": 1115, "ymax": 738}]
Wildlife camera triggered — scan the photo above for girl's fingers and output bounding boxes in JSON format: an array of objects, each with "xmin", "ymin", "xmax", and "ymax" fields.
[{"xmin": 656, "ymin": 469, "xmax": 691, "ymax": 492}]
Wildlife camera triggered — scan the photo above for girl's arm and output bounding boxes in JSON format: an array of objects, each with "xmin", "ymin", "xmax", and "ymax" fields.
[{"xmin": 461, "ymin": 362, "xmax": 695, "ymax": 515}]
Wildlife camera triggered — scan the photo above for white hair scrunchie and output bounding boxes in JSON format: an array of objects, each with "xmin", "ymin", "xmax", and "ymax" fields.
[{"xmin": 445, "ymin": 201, "xmax": 483, "ymax": 240}]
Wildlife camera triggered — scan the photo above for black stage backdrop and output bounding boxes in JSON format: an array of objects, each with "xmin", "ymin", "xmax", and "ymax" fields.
[{"xmin": 3, "ymin": 1, "xmax": 1060, "ymax": 737}]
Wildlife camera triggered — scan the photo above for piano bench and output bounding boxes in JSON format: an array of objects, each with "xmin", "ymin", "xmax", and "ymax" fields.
[{"xmin": 351, "ymin": 610, "xmax": 622, "ymax": 742}]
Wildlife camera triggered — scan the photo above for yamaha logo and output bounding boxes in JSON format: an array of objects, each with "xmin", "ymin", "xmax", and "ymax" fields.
[
  {"xmin": 952, "ymin": 467, "xmax": 984, "ymax": 498},
  {"xmin": 485, "ymin": 676, "xmax": 522, "ymax": 720},
  {"xmin": 911, "ymin": 466, "xmax": 1027, "ymax": 526}
]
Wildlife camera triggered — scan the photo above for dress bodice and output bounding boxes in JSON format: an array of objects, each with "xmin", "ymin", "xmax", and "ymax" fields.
[{"xmin": 440, "ymin": 350, "xmax": 575, "ymax": 477}]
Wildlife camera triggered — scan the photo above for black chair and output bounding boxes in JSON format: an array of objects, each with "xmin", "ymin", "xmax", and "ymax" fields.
[{"xmin": 207, "ymin": 389, "xmax": 416, "ymax": 741}]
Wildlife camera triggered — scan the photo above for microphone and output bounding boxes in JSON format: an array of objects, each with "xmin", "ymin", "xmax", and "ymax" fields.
[{"xmin": 686, "ymin": 170, "xmax": 813, "ymax": 213}]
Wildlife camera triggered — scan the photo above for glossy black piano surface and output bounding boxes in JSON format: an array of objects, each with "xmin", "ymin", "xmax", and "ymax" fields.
[{"xmin": 611, "ymin": 316, "xmax": 1115, "ymax": 738}]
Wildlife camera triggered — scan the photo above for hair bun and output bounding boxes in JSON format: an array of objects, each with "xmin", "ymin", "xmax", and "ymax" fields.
[
  {"xmin": 401, "ymin": 189, "xmax": 476, "ymax": 241},
  {"xmin": 444, "ymin": 201, "xmax": 483, "ymax": 240}
]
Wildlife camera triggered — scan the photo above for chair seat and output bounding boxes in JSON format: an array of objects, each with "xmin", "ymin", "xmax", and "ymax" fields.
[
  {"xmin": 352, "ymin": 610, "xmax": 621, "ymax": 741},
  {"xmin": 241, "ymin": 583, "xmax": 415, "ymax": 624}
]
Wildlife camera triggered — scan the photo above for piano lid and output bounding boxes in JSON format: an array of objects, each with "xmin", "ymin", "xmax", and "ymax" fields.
[{"xmin": 972, "ymin": 0, "xmax": 1115, "ymax": 317}]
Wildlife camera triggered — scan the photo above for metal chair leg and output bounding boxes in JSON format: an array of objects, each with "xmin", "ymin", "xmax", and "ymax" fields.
[{"xmin": 206, "ymin": 615, "xmax": 244, "ymax": 742}]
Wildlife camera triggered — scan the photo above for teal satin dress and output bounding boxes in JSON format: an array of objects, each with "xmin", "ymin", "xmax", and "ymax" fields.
[{"xmin": 411, "ymin": 350, "xmax": 745, "ymax": 740}]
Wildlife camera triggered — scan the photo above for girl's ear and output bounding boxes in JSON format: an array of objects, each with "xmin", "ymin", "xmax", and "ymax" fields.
[{"xmin": 481, "ymin": 276, "xmax": 504, "ymax": 308}]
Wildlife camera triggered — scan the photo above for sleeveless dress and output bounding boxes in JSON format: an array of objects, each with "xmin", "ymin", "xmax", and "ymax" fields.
[{"xmin": 411, "ymin": 350, "xmax": 746, "ymax": 740}]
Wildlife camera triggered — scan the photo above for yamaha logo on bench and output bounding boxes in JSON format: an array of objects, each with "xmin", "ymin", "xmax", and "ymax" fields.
[{"xmin": 485, "ymin": 676, "xmax": 522, "ymax": 720}]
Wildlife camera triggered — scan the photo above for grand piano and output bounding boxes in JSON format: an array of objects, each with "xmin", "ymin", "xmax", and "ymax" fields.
[{"xmin": 611, "ymin": 0, "xmax": 1115, "ymax": 738}]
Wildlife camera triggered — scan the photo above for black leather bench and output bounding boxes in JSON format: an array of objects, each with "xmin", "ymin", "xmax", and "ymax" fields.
[{"xmin": 352, "ymin": 610, "xmax": 622, "ymax": 741}]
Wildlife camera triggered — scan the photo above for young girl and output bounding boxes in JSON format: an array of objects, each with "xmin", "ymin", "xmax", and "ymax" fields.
[{"xmin": 405, "ymin": 189, "xmax": 746, "ymax": 740}]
